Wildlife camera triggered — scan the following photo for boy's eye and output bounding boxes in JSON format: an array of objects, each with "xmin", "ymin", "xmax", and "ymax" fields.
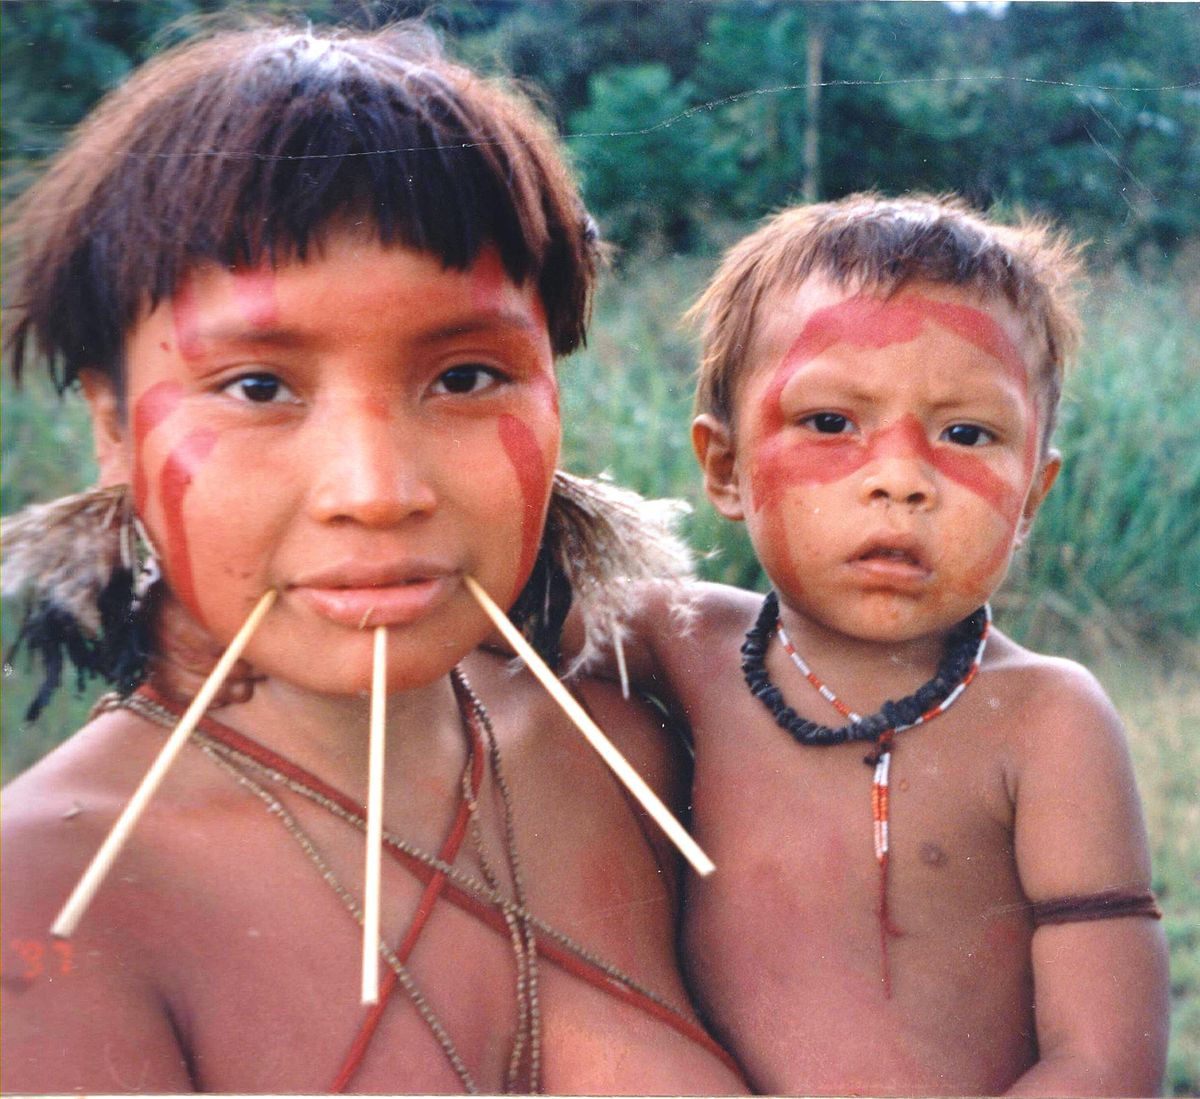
[
  {"xmin": 942, "ymin": 423, "xmax": 994, "ymax": 447},
  {"xmin": 801, "ymin": 412, "xmax": 854, "ymax": 435},
  {"xmin": 431, "ymin": 364, "xmax": 504, "ymax": 396},
  {"xmin": 223, "ymin": 373, "xmax": 298, "ymax": 404}
]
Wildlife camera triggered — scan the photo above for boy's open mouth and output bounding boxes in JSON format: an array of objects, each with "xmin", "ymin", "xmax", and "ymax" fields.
[{"xmin": 849, "ymin": 537, "xmax": 930, "ymax": 579}]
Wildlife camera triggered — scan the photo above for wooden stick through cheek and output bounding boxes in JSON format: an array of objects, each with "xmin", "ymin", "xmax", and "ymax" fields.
[
  {"xmin": 464, "ymin": 576, "xmax": 716, "ymax": 878},
  {"xmin": 361, "ymin": 625, "xmax": 387, "ymax": 1005},
  {"xmin": 51, "ymin": 589, "xmax": 278, "ymax": 938}
]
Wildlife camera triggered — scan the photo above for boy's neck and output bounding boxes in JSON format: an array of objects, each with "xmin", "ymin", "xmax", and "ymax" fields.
[{"xmin": 773, "ymin": 601, "xmax": 952, "ymax": 714}]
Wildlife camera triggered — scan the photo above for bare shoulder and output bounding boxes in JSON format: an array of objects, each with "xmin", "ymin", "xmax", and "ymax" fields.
[
  {"xmin": 660, "ymin": 581, "xmax": 763, "ymax": 680},
  {"xmin": 984, "ymin": 632, "xmax": 1153, "ymax": 896},
  {"xmin": 2, "ymin": 709, "xmax": 197, "ymax": 1092},
  {"xmin": 983, "ymin": 630, "xmax": 1126, "ymax": 760}
]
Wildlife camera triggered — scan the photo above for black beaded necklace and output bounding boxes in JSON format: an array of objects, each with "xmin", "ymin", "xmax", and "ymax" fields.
[{"xmin": 741, "ymin": 590, "xmax": 989, "ymax": 756}]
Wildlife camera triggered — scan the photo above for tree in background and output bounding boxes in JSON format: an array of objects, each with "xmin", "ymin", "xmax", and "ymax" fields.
[{"xmin": 3, "ymin": 1, "xmax": 1198, "ymax": 259}]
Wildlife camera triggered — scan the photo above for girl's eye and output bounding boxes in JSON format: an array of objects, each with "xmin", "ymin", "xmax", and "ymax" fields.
[
  {"xmin": 801, "ymin": 412, "xmax": 854, "ymax": 435},
  {"xmin": 223, "ymin": 373, "xmax": 298, "ymax": 404},
  {"xmin": 431, "ymin": 364, "xmax": 504, "ymax": 396},
  {"xmin": 943, "ymin": 423, "xmax": 994, "ymax": 447}
]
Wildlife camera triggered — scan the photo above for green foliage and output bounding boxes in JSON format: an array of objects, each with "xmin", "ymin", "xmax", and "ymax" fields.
[
  {"xmin": 1002, "ymin": 271, "xmax": 1200, "ymax": 647},
  {"xmin": 1097, "ymin": 655, "xmax": 1200, "ymax": 1096},
  {"xmin": 568, "ymin": 64, "xmax": 736, "ymax": 249}
]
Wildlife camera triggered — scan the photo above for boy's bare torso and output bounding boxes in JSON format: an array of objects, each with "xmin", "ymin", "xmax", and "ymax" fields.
[
  {"xmin": 657, "ymin": 586, "xmax": 1152, "ymax": 1096},
  {"xmin": 2, "ymin": 651, "xmax": 745, "ymax": 1095}
]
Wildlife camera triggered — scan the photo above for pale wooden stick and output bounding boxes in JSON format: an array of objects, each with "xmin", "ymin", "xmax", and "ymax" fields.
[
  {"xmin": 361, "ymin": 625, "xmax": 388, "ymax": 1005},
  {"xmin": 52, "ymin": 589, "xmax": 278, "ymax": 938},
  {"xmin": 464, "ymin": 576, "xmax": 715, "ymax": 877}
]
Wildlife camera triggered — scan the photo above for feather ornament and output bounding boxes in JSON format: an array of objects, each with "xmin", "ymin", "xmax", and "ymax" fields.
[
  {"xmin": 2, "ymin": 485, "xmax": 153, "ymax": 718},
  {"xmin": 513, "ymin": 471, "xmax": 695, "ymax": 675}
]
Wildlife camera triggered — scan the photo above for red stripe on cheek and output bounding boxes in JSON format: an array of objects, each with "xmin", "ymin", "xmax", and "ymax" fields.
[
  {"xmin": 498, "ymin": 415, "xmax": 551, "ymax": 603},
  {"xmin": 932, "ymin": 448, "xmax": 1023, "ymax": 525},
  {"xmin": 171, "ymin": 277, "xmax": 203, "ymax": 361},
  {"xmin": 750, "ymin": 435, "xmax": 865, "ymax": 512},
  {"xmin": 132, "ymin": 382, "xmax": 186, "ymax": 515},
  {"xmin": 158, "ymin": 430, "xmax": 218, "ymax": 622},
  {"xmin": 232, "ymin": 267, "xmax": 279, "ymax": 328}
]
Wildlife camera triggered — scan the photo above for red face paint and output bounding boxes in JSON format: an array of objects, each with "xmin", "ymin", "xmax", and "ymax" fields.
[
  {"xmin": 470, "ymin": 249, "xmax": 507, "ymax": 313},
  {"xmin": 751, "ymin": 294, "xmax": 1031, "ymax": 523},
  {"xmin": 498, "ymin": 414, "xmax": 551, "ymax": 602},
  {"xmin": 158, "ymin": 429, "xmax": 218, "ymax": 621},
  {"xmin": 231, "ymin": 266, "xmax": 279, "ymax": 329},
  {"xmin": 170, "ymin": 275, "xmax": 203, "ymax": 361},
  {"xmin": 131, "ymin": 381, "xmax": 185, "ymax": 515}
]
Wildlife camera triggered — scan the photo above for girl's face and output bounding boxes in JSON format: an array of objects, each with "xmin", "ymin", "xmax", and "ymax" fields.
[{"xmin": 88, "ymin": 234, "xmax": 558, "ymax": 695}]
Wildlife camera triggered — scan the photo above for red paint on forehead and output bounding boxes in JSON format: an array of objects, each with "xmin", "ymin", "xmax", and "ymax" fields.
[
  {"xmin": 498, "ymin": 415, "xmax": 551, "ymax": 603},
  {"xmin": 231, "ymin": 266, "xmax": 279, "ymax": 329},
  {"xmin": 761, "ymin": 294, "xmax": 1029, "ymax": 435},
  {"xmin": 470, "ymin": 249, "xmax": 508, "ymax": 312},
  {"xmin": 170, "ymin": 276, "xmax": 203, "ymax": 361},
  {"xmin": 158, "ymin": 429, "xmax": 218, "ymax": 622},
  {"xmin": 131, "ymin": 382, "xmax": 185, "ymax": 515}
]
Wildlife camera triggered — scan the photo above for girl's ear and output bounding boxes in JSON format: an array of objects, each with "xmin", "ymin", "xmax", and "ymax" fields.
[
  {"xmin": 1016, "ymin": 448, "xmax": 1062, "ymax": 545},
  {"xmin": 692, "ymin": 413, "xmax": 746, "ymax": 522},
  {"xmin": 79, "ymin": 370, "xmax": 132, "ymax": 487}
]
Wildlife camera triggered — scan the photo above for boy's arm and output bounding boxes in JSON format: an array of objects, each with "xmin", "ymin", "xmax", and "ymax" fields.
[
  {"xmin": 1, "ymin": 806, "xmax": 196, "ymax": 1093},
  {"xmin": 553, "ymin": 580, "xmax": 763, "ymax": 712},
  {"xmin": 1004, "ymin": 661, "xmax": 1169, "ymax": 1097}
]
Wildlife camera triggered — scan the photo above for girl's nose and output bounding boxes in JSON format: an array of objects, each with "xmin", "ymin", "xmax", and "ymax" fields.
[{"xmin": 306, "ymin": 400, "xmax": 437, "ymax": 527}]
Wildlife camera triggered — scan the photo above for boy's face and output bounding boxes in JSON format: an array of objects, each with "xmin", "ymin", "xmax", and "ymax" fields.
[
  {"xmin": 85, "ymin": 234, "xmax": 558, "ymax": 694},
  {"xmin": 694, "ymin": 277, "xmax": 1059, "ymax": 644}
]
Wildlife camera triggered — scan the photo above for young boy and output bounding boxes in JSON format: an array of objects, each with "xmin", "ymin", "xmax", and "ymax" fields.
[
  {"xmin": 600, "ymin": 195, "xmax": 1169, "ymax": 1095},
  {"xmin": 0, "ymin": 24, "xmax": 747, "ymax": 1095}
]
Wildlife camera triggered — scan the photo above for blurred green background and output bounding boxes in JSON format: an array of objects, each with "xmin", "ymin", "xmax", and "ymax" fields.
[{"xmin": 3, "ymin": 2, "xmax": 1198, "ymax": 1089}]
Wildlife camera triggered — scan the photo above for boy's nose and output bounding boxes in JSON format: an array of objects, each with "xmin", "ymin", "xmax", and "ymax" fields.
[
  {"xmin": 860, "ymin": 460, "xmax": 938, "ymax": 510},
  {"xmin": 307, "ymin": 406, "xmax": 437, "ymax": 527},
  {"xmin": 858, "ymin": 416, "xmax": 938, "ymax": 510}
]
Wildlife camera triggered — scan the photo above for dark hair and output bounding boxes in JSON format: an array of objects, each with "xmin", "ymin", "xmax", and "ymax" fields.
[
  {"xmin": 7, "ymin": 21, "xmax": 598, "ymax": 393},
  {"xmin": 689, "ymin": 192, "xmax": 1083, "ymax": 444}
]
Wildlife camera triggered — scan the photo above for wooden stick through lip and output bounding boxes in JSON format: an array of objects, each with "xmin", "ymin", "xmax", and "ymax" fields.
[
  {"xmin": 464, "ymin": 575, "xmax": 715, "ymax": 877},
  {"xmin": 51, "ymin": 588, "xmax": 278, "ymax": 938},
  {"xmin": 361, "ymin": 624, "xmax": 388, "ymax": 1004}
]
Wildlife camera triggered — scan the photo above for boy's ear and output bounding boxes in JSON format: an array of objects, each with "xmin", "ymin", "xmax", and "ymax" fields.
[
  {"xmin": 80, "ymin": 370, "xmax": 133, "ymax": 487},
  {"xmin": 1016, "ymin": 448, "xmax": 1061, "ymax": 545},
  {"xmin": 692, "ymin": 413, "xmax": 746, "ymax": 522}
]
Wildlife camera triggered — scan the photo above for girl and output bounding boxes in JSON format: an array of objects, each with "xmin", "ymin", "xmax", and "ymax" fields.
[{"xmin": 1, "ymin": 22, "xmax": 745, "ymax": 1095}]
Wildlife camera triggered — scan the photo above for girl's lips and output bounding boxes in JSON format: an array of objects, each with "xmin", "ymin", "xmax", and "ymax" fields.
[{"xmin": 291, "ymin": 575, "xmax": 456, "ymax": 628}]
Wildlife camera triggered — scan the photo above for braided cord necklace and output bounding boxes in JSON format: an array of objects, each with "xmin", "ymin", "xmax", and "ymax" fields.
[
  {"xmin": 113, "ymin": 673, "xmax": 719, "ymax": 1091},
  {"xmin": 114, "ymin": 671, "xmax": 538, "ymax": 1094},
  {"xmin": 741, "ymin": 591, "xmax": 991, "ymax": 996}
]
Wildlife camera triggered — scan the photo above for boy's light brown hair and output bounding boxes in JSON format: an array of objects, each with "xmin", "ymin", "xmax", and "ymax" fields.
[{"xmin": 690, "ymin": 193, "xmax": 1083, "ymax": 441}]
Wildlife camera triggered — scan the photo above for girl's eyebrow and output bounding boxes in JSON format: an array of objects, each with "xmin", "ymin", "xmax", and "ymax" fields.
[
  {"xmin": 410, "ymin": 311, "xmax": 543, "ymax": 346},
  {"xmin": 189, "ymin": 310, "xmax": 542, "ymax": 350}
]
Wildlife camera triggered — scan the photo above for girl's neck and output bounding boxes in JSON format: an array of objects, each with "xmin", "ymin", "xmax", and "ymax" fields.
[{"xmin": 220, "ymin": 672, "xmax": 466, "ymax": 800}]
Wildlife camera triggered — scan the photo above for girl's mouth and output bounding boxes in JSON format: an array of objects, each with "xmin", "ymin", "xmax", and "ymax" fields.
[{"xmin": 289, "ymin": 567, "xmax": 457, "ymax": 628}]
